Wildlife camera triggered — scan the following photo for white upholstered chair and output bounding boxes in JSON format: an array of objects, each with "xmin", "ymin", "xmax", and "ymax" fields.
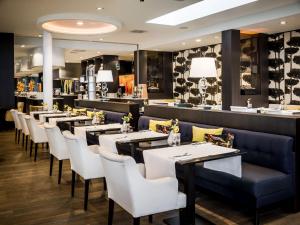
[
  {"xmin": 44, "ymin": 123, "xmax": 69, "ymax": 184},
  {"xmin": 17, "ymin": 112, "xmax": 30, "ymax": 150},
  {"xmin": 24, "ymin": 116, "xmax": 48, "ymax": 161},
  {"xmin": 63, "ymin": 131, "xmax": 105, "ymax": 210},
  {"xmin": 99, "ymin": 149, "xmax": 186, "ymax": 225},
  {"xmin": 10, "ymin": 109, "xmax": 22, "ymax": 144}
]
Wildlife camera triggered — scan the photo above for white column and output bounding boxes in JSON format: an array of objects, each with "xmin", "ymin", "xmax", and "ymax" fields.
[{"xmin": 42, "ymin": 31, "xmax": 53, "ymax": 109}]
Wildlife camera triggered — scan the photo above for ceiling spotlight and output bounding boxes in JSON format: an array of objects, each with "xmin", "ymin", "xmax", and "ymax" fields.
[
  {"xmin": 21, "ymin": 45, "xmax": 25, "ymax": 48},
  {"xmin": 38, "ymin": 34, "xmax": 42, "ymax": 38},
  {"xmin": 99, "ymin": 38, "xmax": 104, "ymax": 41},
  {"xmin": 97, "ymin": 7, "xmax": 103, "ymax": 10},
  {"xmin": 76, "ymin": 21, "xmax": 84, "ymax": 26},
  {"xmin": 280, "ymin": 20, "xmax": 286, "ymax": 25},
  {"xmin": 182, "ymin": 42, "xmax": 186, "ymax": 45},
  {"xmin": 196, "ymin": 39, "xmax": 201, "ymax": 42}
]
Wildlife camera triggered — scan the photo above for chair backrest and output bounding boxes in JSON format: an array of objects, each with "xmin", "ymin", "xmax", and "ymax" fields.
[
  {"xmin": 99, "ymin": 149, "xmax": 144, "ymax": 212},
  {"xmin": 17, "ymin": 112, "xmax": 29, "ymax": 135},
  {"xmin": 10, "ymin": 109, "xmax": 22, "ymax": 130},
  {"xmin": 24, "ymin": 116, "xmax": 40, "ymax": 141},
  {"xmin": 63, "ymin": 131, "xmax": 101, "ymax": 176},
  {"xmin": 44, "ymin": 123, "xmax": 69, "ymax": 160}
]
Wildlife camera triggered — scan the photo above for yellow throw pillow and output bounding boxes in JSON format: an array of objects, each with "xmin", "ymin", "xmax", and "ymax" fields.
[
  {"xmin": 73, "ymin": 108, "xmax": 87, "ymax": 115},
  {"xmin": 192, "ymin": 126, "xmax": 223, "ymax": 142},
  {"xmin": 149, "ymin": 120, "xmax": 172, "ymax": 132},
  {"xmin": 87, "ymin": 111, "xmax": 94, "ymax": 118}
]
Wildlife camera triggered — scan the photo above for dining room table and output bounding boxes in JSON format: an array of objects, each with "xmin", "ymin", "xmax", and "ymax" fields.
[
  {"xmin": 39, "ymin": 112, "xmax": 69, "ymax": 123},
  {"xmin": 74, "ymin": 123, "xmax": 123, "ymax": 141},
  {"xmin": 30, "ymin": 110, "xmax": 63, "ymax": 119},
  {"xmin": 96, "ymin": 130, "xmax": 169, "ymax": 161},
  {"xmin": 140, "ymin": 143, "xmax": 243, "ymax": 225},
  {"xmin": 49, "ymin": 116, "xmax": 93, "ymax": 131}
]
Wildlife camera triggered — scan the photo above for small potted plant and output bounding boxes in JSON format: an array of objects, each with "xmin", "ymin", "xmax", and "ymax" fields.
[
  {"xmin": 64, "ymin": 104, "xmax": 72, "ymax": 116},
  {"xmin": 121, "ymin": 113, "xmax": 132, "ymax": 133},
  {"xmin": 92, "ymin": 111, "xmax": 105, "ymax": 125},
  {"xmin": 168, "ymin": 119, "xmax": 181, "ymax": 146},
  {"xmin": 53, "ymin": 102, "xmax": 59, "ymax": 112}
]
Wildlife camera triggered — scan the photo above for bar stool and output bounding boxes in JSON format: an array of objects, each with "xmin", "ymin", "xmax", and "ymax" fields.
[
  {"xmin": 63, "ymin": 131, "xmax": 105, "ymax": 210},
  {"xmin": 44, "ymin": 123, "xmax": 69, "ymax": 184}
]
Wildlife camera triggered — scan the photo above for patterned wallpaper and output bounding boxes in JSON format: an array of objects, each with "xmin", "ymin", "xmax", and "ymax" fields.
[
  {"xmin": 173, "ymin": 29, "xmax": 300, "ymax": 105},
  {"xmin": 172, "ymin": 44, "xmax": 222, "ymax": 105},
  {"xmin": 268, "ymin": 30, "xmax": 300, "ymax": 105}
]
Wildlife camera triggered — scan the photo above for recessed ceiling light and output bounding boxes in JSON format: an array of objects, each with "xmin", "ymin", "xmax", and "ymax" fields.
[
  {"xmin": 21, "ymin": 45, "xmax": 25, "ymax": 48},
  {"xmin": 80, "ymin": 56, "xmax": 83, "ymax": 59},
  {"xmin": 97, "ymin": 7, "xmax": 104, "ymax": 10},
  {"xmin": 280, "ymin": 20, "xmax": 286, "ymax": 25},
  {"xmin": 77, "ymin": 21, "xmax": 84, "ymax": 26},
  {"xmin": 37, "ymin": 13, "xmax": 121, "ymax": 35},
  {"xmin": 147, "ymin": 0, "xmax": 258, "ymax": 26},
  {"xmin": 97, "ymin": 51, "xmax": 101, "ymax": 54},
  {"xmin": 38, "ymin": 34, "xmax": 42, "ymax": 38},
  {"xmin": 182, "ymin": 42, "xmax": 186, "ymax": 45},
  {"xmin": 196, "ymin": 39, "xmax": 201, "ymax": 42}
]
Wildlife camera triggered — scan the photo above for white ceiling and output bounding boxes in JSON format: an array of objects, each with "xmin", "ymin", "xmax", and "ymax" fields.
[{"xmin": 1, "ymin": 0, "xmax": 300, "ymax": 62}]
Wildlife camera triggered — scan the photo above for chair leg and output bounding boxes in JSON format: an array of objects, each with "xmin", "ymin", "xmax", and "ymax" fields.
[
  {"xmin": 15, "ymin": 128, "xmax": 17, "ymax": 143},
  {"xmin": 58, "ymin": 160, "xmax": 63, "ymax": 184},
  {"xmin": 30, "ymin": 140, "xmax": 33, "ymax": 157},
  {"xmin": 49, "ymin": 154, "xmax": 54, "ymax": 176},
  {"xmin": 84, "ymin": 179, "xmax": 90, "ymax": 210},
  {"xmin": 103, "ymin": 177, "xmax": 107, "ymax": 191},
  {"xmin": 25, "ymin": 135, "xmax": 28, "ymax": 151},
  {"xmin": 148, "ymin": 215, "xmax": 153, "ymax": 223},
  {"xmin": 22, "ymin": 133, "xmax": 25, "ymax": 146},
  {"xmin": 18, "ymin": 130, "xmax": 21, "ymax": 144},
  {"xmin": 108, "ymin": 198, "xmax": 114, "ymax": 225},
  {"xmin": 133, "ymin": 217, "xmax": 140, "ymax": 225},
  {"xmin": 71, "ymin": 170, "xmax": 75, "ymax": 197},
  {"xmin": 254, "ymin": 208, "xmax": 260, "ymax": 225},
  {"xmin": 34, "ymin": 143, "xmax": 38, "ymax": 162},
  {"xmin": 46, "ymin": 143, "xmax": 49, "ymax": 149}
]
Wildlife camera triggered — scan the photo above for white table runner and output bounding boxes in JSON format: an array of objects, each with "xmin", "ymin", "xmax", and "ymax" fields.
[
  {"xmin": 30, "ymin": 110, "xmax": 60, "ymax": 117},
  {"xmin": 39, "ymin": 113, "xmax": 68, "ymax": 123},
  {"xmin": 49, "ymin": 116, "xmax": 91, "ymax": 126},
  {"xmin": 98, "ymin": 130, "xmax": 168, "ymax": 153},
  {"xmin": 143, "ymin": 143, "xmax": 241, "ymax": 179},
  {"xmin": 74, "ymin": 123, "xmax": 122, "ymax": 140}
]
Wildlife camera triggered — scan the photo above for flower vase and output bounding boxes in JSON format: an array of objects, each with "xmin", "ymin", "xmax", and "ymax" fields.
[
  {"xmin": 121, "ymin": 121, "xmax": 129, "ymax": 133},
  {"xmin": 168, "ymin": 131, "xmax": 181, "ymax": 146}
]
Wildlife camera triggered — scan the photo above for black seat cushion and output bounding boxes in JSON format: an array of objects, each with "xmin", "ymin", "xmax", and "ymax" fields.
[{"xmin": 195, "ymin": 162, "xmax": 293, "ymax": 199}]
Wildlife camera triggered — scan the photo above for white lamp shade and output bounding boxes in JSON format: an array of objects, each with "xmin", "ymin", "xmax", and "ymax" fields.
[
  {"xmin": 189, "ymin": 57, "xmax": 217, "ymax": 78},
  {"xmin": 97, "ymin": 70, "xmax": 113, "ymax": 82}
]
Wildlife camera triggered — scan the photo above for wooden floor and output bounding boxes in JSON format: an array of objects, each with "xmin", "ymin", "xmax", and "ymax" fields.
[{"xmin": 0, "ymin": 130, "xmax": 300, "ymax": 225}]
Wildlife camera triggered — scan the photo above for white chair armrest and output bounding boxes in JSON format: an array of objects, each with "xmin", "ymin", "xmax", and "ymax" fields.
[
  {"xmin": 131, "ymin": 177, "xmax": 181, "ymax": 217},
  {"xmin": 88, "ymin": 145, "xmax": 101, "ymax": 154},
  {"xmin": 137, "ymin": 163, "xmax": 145, "ymax": 177}
]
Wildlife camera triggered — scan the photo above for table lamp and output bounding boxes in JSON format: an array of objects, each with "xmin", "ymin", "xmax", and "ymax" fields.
[
  {"xmin": 97, "ymin": 70, "xmax": 113, "ymax": 98},
  {"xmin": 189, "ymin": 57, "xmax": 217, "ymax": 105}
]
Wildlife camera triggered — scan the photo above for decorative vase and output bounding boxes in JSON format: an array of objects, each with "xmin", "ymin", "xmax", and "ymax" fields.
[
  {"xmin": 121, "ymin": 121, "xmax": 129, "ymax": 133},
  {"xmin": 168, "ymin": 131, "xmax": 181, "ymax": 146}
]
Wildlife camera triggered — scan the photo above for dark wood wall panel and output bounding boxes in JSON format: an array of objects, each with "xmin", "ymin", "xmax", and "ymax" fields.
[{"xmin": 0, "ymin": 33, "xmax": 14, "ymax": 109}]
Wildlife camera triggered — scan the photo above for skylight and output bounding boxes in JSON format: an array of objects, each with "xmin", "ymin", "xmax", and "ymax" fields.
[{"xmin": 147, "ymin": 0, "xmax": 258, "ymax": 26}]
